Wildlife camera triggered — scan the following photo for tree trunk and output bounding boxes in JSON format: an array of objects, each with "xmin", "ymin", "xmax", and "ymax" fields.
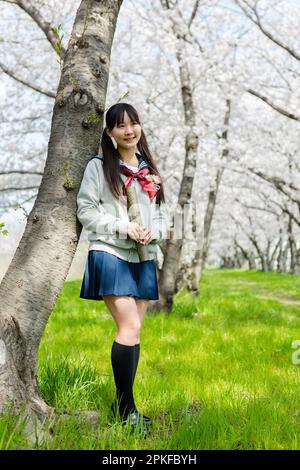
[
  {"xmin": 149, "ymin": 22, "xmax": 198, "ymax": 313},
  {"xmin": 277, "ymin": 240, "xmax": 289, "ymax": 273},
  {"xmin": 249, "ymin": 235, "xmax": 267, "ymax": 271},
  {"xmin": 287, "ymin": 215, "xmax": 299, "ymax": 274},
  {"xmin": 268, "ymin": 238, "xmax": 280, "ymax": 271},
  {"xmin": 174, "ymin": 199, "xmax": 202, "ymax": 293},
  {"xmin": 248, "ymin": 253, "xmax": 257, "ymax": 270},
  {"xmin": 234, "ymin": 239, "xmax": 255, "ymax": 270},
  {"xmin": 175, "ymin": 99, "xmax": 231, "ymax": 294},
  {"xmin": 0, "ymin": 0, "xmax": 123, "ymax": 436}
]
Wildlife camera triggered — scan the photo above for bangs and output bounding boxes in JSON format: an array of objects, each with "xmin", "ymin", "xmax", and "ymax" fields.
[{"xmin": 115, "ymin": 106, "xmax": 140, "ymax": 126}]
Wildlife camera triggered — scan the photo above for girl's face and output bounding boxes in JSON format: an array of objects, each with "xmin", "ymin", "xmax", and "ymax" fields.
[{"xmin": 106, "ymin": 111, "xmax": 142, "ymax": 150}]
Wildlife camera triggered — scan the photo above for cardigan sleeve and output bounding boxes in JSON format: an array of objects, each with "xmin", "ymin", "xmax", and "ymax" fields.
[{"xmin": 76, "ymin": 159, "xmax": 129, "ymax": 236}]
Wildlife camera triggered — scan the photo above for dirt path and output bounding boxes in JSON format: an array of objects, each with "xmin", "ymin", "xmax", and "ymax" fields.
[{"xmin": 257, "ymin": 295, "xmax": 300, "ymax": 306}]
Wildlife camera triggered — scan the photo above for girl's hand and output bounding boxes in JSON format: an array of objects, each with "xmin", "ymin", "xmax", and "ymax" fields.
[
  {"xmin": 138, "ymin": 226, "xmax": 158, "ymax": 245},
  {"xmin": 127, "ymin": 222, "xmax": 145, "ymax": 242}
]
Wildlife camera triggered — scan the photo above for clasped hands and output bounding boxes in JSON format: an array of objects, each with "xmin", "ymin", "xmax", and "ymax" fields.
[{"xmin": 127, "ymin": 221, "xmax": 158, "ymax": 245}]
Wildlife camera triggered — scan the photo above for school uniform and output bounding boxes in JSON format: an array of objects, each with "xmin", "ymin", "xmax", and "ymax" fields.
[{"xmin": 76, "ymin": 152, "xmax": 170, "ymax": 301}]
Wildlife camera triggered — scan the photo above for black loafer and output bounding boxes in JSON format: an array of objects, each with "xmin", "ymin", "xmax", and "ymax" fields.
[
  {"xmin": 124, "ymin": 410, "xmax": 151, "ymax": 437},
  {"xmin": 110, "ymin": 401, "xmax": 152, "ymax": 426}
]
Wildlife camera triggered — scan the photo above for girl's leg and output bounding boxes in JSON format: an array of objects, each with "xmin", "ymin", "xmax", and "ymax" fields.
[
  {"xmin": 103, "ymin": 295, "xmax": 141, "ymax": 418},
  {"xmin": 135, "ymin": 299, "xmax": 149, "ymax": 341},
  {"xmin": 103, "ymin": 295, "xmax": 141, "ymax": 346},
  {"xmin": 132, "ymin": 299, "xmax": 152, "ymax": 423},
  {"xmin": 131, "ymin": 299, "xmax": 149, "ymax": 407},
  {"xmin": 132, "ymin": 299, "xmax": 149, "ymax": 380}
]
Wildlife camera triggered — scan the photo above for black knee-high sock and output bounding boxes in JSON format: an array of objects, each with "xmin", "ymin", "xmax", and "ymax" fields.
[
  {"xmin": 132, "ymin": 343, "xmax": 140, "ymax": 386},
  {"xmin": 111, "ymin": 341, "xmax": 137, "ymax": 418}
]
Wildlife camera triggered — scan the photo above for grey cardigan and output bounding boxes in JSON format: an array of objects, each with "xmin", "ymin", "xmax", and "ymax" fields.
[{"xmin": 76, "ymin": 154, "xmax": 170, "ymax": 262}]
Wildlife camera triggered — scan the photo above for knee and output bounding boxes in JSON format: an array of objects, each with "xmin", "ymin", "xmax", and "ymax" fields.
[
  {"xmin": 121, "ymin": 319, "xmax": 142, "ymax": 341},
  {"xmin": 128, "ymin": 319, "xmax": 142, "ymax": 334}
]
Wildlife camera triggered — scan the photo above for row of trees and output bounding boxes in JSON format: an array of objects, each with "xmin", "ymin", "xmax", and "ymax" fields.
[
  {"xmin": 0, "ymin": 0, "xmax": 299, "ymax": 431},
  {"xmin": 1, "ymin": 1, "xmax": 299, "ymax": 296},
  {"xmin": 151, "ymin": 0, "xmax": 300, "ymax": 307}
]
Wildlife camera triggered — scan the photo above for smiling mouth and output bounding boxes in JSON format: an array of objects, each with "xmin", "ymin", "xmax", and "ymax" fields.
[{"xmin": 124, "ymin": 137, "xmax": 135, "ymax": 142}]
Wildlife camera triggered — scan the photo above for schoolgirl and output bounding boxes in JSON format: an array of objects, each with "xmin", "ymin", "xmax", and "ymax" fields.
[{"xmin": 76, "ymin": 102, "xmax": 169, "ymax": 436}]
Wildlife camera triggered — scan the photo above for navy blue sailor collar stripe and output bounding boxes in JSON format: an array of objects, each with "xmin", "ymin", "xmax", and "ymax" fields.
[{"xmin": 93, "ymin": 153, "xmax": 151, "ymax": 171}]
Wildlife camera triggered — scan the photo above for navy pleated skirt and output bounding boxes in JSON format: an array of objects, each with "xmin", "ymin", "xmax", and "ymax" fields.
[{"xmin": 79, "ymin": 250, "xmax": 159, "ymax": 301}]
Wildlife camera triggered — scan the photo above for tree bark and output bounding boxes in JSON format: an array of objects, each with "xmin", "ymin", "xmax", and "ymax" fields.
[{"xmin": 0, "ymin": 0, "xmax": 123, "ymax": 436}]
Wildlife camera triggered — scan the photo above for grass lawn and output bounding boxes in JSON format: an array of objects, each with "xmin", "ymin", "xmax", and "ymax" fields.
[{"xmin": 1, "ymin": 268, "xmax": 300, "ymax": 449}]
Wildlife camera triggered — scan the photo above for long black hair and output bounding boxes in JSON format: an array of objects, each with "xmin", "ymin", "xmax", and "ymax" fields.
[{"xmin": 100, "ymin": 102, "xmax": 165, "ymax": 206}]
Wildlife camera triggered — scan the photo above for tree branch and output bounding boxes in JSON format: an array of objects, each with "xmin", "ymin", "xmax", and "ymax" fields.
[
  {"xmin": 248, "ymin": 167, "xmax": 300, "ymax": 208},
  {"xmin": 0, "ymin": 186, "xmax": 39, "ymax": 192},
  {"xmin": 0, "ymin": 62, "xmax": 56, "ymax": 98},
  {"xmin": 0, "ymin": 170, "xmax": 43, "ymax": 176},
  {"xmin": 247, "ymin": 88, "xmax": 300, "ymax": 122},
  {"xmin": 234, "ymin": 0, "xmax": 300, "ymax": 62},
  {"xmin": 14, "ymin": 0, "xmax": 66, "ymax": 58}
]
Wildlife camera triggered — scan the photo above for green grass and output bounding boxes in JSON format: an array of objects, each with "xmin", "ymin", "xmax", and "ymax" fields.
[{"xmin": 1, "ymin": 268, "xmax": 300, "ymax": 449}]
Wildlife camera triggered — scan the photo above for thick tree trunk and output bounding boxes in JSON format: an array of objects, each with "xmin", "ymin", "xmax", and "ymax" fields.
[{"xmin": 0, "ymin": 0, "xmax": 123, "ymax": 434}]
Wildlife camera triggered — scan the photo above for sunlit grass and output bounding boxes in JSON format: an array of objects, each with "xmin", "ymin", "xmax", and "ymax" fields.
[{"xmin": 1, "ymin": 268, "xmax": 300, "ymax": 449}]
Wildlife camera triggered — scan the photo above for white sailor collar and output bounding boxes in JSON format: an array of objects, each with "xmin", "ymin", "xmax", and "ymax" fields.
[{"xmin": 94, "ymin": 153, "xmax": 150, "ymax": 170}]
